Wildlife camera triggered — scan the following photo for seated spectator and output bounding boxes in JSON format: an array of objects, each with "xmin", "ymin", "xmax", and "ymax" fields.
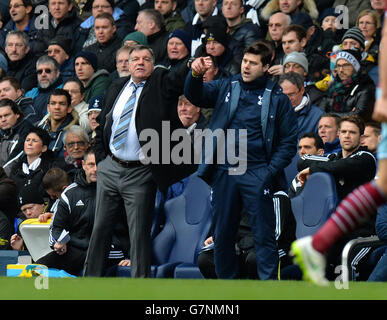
[
  {"xmin": 8, "ymin": 127, "xmax": 57, "ymax": 194},
  {"xmin": 121, "ymin": 30, "xmax": 148, "ymax": 48},
  {"xmin": 318, "ymin": 113, "xmax": 342, "ymax": 155},
  {"xmin": 76, "ymin": 0, "xmax": 135, "ymax": 52},
  {"xmin": 222, "ymin": 0, "xmax": 265, "ymax": 64},
  {"xmin": 279, "ymin": 72, "xmax": 323, "ymax": 139},
  {"xmin": 260, "ymin": 0, "xmax": 319, "ymax": 23},
  {"xmin": 281, "ymin": 24, "xmax": 307, "ymax": 57},
  {"xmin": 0, "ymin": 166, "xmax": 19, "ymax": 250},
  {"xmin": 154, "ymin": 0, "xmax": 185, "ymax": 33},
  {"xmin": 135, "ymin": 9, "xmax": 170, "ymax": 64},
  {"xmin": 0, "ymin": 99, "xmax": 33, "ymax": 173},
  {"xmin": 164, "ymin": 29, "xmax": 191, "ymax": 71},
  {"xmin": 177, "ymin": 94, "xmax": 208, "ymax": 131},
  {"xmin": 87, "ymin": 95, "xmax": 102, "ymax": 144},
  {"xmin": 282, "ymin": 51, "xmax": 326, "ymax": 106},
  {"xmin": 84, "ymin": 13, "xmax": 122, "ymax": 73},
  {"xmin": 321, "ymin": 49, "xmax": 375, "ymax": 122},
  {"xmin": 62, "ymin": 125, "xmax": 91, "ymax": 176},
  {"xmin": 0, "ymin": 76, "xmax": 39, "ymax": 124},
  {"xmin": 5, "ymin": 30, "xmax": 37, "ymax": 92},
  {"xmin": 47, "ymin": 36, "xmax": 75, "ymax": 83},
  {"xmin": 74, "ymin": 51, "xmax": 111, "ymax": 103},
  {"xmin": 0, "ymin": 0, "xmax": 39, "ymax": 56},
  {"xmin": 361, "ymin": 121, "xmax": 382, "ymax": 156},
  {"xmin": 356, "ymin": 9, "xmax": 381, "ymax": 63},
  {"xmin": 38, "ymin": 89, "xmax": 79, "ymax": 158},
  {"xmin": 63, "ymin": 78, "xmax": 91, "ymax": 133},
  {"xmin": 34, "ymin": 0, "xmax": 82, "ymax": 56},
  {"xmin": 288, "ymin": 132, "xmax": 325, "ymax": 198},
  {"xmin": 111, "ymin": 46, "xmax": 131, "ymax": 79},
  {"xmin": 25, "ymin": 55, "xmax": 64, "ymax": 121},
  {"xmin": 10, "ymin": 183, "xmax": 49, "ymax": 252},
  {"xmin": 318, "ymin": 7, "xmax": 342, "ymax": 44}
]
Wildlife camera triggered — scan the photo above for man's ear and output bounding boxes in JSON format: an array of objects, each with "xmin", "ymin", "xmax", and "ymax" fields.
[{"xmin": 317, "ymin": 148, "xmax": 324, "ymax": 156}]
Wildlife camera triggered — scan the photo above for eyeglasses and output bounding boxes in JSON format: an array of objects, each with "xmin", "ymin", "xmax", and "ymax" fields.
[
  {"xmin": 66, "ymin": 141, "xmax": 87, "ymax": 148},
  {"xmin": 335, "ymin": 63, "xmax": 353, "ymax": 71},
  {"xmin": 9, "ymin": 3, "xmax": 25, "ymax": 9},
  {"xmin": 358, "ymin": 21, "xmax": 375, "ymax": 26},
  {"xmin": 37, "ymin": 68, "xmax": 53, "ymax": 74}
]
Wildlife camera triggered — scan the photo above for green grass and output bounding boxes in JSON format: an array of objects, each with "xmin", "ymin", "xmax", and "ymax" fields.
[{"xmin": 0, "ymin": 277, "xmax": 386, "ymax": 300}]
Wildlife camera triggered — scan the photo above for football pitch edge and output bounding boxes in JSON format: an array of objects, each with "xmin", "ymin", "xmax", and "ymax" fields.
[{"xmin": 0, "ymin": 277, "xmax": 386, "ymax": 300}]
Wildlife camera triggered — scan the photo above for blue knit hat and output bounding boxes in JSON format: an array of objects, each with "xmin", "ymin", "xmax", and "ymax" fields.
[
  {"xmin": 74, "ymin": 51, "xmax": 98, "ymax": 71},
  {"xmin": 88, "ymin": 95, "xmax": 103, "ymax": 113},
  {"xmin": 168, "ymin": 29, "xmax": 191, "ymax": 53},
  {"xmin": 0, "ymin": 52, "xmax": 8, "ymax": 73}
]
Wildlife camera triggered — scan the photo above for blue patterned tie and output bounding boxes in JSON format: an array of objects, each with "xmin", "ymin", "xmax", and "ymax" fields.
[{"xmin": 112, "ymin": 82, "xmax": 144, "ymax": 150}]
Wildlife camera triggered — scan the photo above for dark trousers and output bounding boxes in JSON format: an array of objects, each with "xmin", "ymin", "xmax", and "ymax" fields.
[
  {"xmin": 83, "ymin": 156, "xmax": 156, "ymax": 277},
  {"xmin": 36, "ymin": 246, "xmax": 86, "ymax": 276},
  {"xmin": 211, "ymin": 168, "xmax": 279, "ymax": 280}
]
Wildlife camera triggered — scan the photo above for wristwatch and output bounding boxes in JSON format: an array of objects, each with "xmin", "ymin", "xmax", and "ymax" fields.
[{"xmin": 187, "ymin": 57, "xmax": 195, "ymax": 69}]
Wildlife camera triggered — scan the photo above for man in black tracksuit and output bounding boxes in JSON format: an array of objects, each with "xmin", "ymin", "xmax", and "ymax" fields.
[{"xmin": 36, "ymin": 149, "xmax": 97, "ymax": 275}]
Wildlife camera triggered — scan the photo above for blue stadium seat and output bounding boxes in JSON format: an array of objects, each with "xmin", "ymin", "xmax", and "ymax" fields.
[
  {"xmin": 151, "ymin": 173, "xmax": 213, "ymax": 278},
  {"xmin": 291, "ymin": 172, "xmax": 339, "ymax": 238}
]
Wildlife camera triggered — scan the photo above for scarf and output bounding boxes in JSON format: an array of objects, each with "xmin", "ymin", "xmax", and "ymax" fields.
[{"xmin": 329, "ymin": 73, "xmax": 360, "ymax": 112}]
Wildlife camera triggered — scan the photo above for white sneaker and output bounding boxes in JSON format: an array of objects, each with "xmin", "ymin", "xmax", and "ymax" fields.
[{"xmin": 291, "ymin": 236, "xmax": 329, "ymax": 286}]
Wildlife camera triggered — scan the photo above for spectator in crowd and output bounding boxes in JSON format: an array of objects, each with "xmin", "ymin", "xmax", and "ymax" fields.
[
  {"xmin": 356, "ymin": 9, "xmax": 381, "ymax": 62},
  {"xmin": 267, "ymin": 12, "xmax": 291, "ymax": 76},
  {"xmin": 0, "ymin": 166, "xmax": 19, "ymax": 250},
  {"xmin": 318, "ymin": 7, "xmax": 342, "ymax": 43},
  {"xmin": 38, "ymin": 89, "xmax": 79, "ymax": 158},
  {"xmin": 318, "ymin": 113, "xmax": 342, "ymax": 155},
  {"xmin": 281, "ymin": 24, "xmax": 307, "ymax": 56},
  {"xmin": 35, "ymin": 0, "xmax": 82, "ymax": 55},
  {"xmin": 288, "ymin": 132, "xmax": 325, "ymax": 198},
  {"xmin": 121, "ymin": 30, "xmax": 148, "ymax": 48},
  {"xmin": 35, "ymin": 148, "xmax": 97, "ymax": 275},
  {"xmin": 165, "ymin": 29, "xmax": 191, "ymax": 71},
  {"xmin": 111, "ymin": 46, "xmax": 131, "ymax": 79},
  {"xmin": 84, "ymin": 13, "xmax": 122, "ymax": 73},
  {"xmin": 0, "ymin": 76, "xmax": 39, "ymax": 124},
  {"xmin": 154, "ymin": 0, "xmax": 185, "ymax": 32},
  {"xmin": 185, "ymin": 43, "xmax": 298, "ymax": 280},
  {"xmin": 5, "ymin": 30, "xmax": 37, "ymax": 92},
  {"xmin": 261, "ymin": 0, "xmax": 319, "ymax": 23},
  {"xmin": 187, "ymin": 0, "xmax": 219, "ymax": 56},
  {"xmin": 361, "ymin": 121, "xmax": 382, "ymax": 155},
  {"xmin": 177, "ymin": 94, "xmax": 208, "ymax": 131},
  {"xmin": 74, "ymin": 51, "xmax": 111, "ymax": 102},
  {"xmin": 62, "ymin": 125, "xmax": 91, "ymax": 175},
  {"xmin": 279, "ymin": 72, "xmax": 323, "ymax": 139},
  {"xmin": 135, "ymin": 9, "xmax": 170, "ymax": 64},
  {"xmin": 282, "ymin": 51, "xmax": 326, "ymax": 106},
  {"xmin": 87, "ymin": 95, "xmax": 102, "ymax": 143},
  {"xmin": 0, "ymin": 0, "xmax": 39, "ymax": 55},
  {"xmin": 10, "ymin": 183, "xmax": 49, "ymax": 251},
  {"xmin": 321, "ymin": 48, "xmax": 375, "ymax": 122},
  {"xmin": 25, "ymin": 55, "xmax": 64, "ymax": 121},
  {"xmin": 8, "ymin": 127, "xmax": 56, "ymax": 194},
  {"xmin": 63, "ymin": 78, "xmax": 90, "ymax": 133},
  {"xmin": 47, "ymin": 36, "xmax": 75, "ymax": 83},
  {"xmin": 332, "ymin": 0, "xmax": 372, "ymax": 28},
  {"xmin": 84, "ymin": 44, "xmax": 194, "ymax": 278},
  {"xmin": 76, "ymin": 0, "xmax": 136, "ymax": 52},
  {"xmin": 0, "ymin": 98, "xmax": 33, "ymax": 173},
  {"xmin": 222, "ymin": 0, "xmax": 265, "ymax": 64}
]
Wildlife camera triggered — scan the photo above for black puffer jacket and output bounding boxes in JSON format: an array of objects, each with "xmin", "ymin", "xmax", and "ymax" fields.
[{"xmin": 49, "ymin": 169, "xmax": 95, "ymax": 251}]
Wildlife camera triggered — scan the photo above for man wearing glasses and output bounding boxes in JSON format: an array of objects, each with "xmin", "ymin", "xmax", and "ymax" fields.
[{"xmin": 25, "ymin": 55, "xmax": 63, "ymax": 121}]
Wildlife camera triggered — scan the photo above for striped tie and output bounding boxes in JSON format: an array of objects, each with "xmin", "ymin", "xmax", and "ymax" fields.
[{"xmin": 112, "ymin": 82, "xmax": 144, "ymax": 150}]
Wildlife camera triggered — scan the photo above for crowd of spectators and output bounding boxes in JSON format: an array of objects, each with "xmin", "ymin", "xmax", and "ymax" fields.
[{"xmin": 0, "ymin": 0, "xmax": 385, "ymax": 280}]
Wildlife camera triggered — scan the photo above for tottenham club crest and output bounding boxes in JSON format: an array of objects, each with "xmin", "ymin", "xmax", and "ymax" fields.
[{"xmin": 257, "ymin": 95, "xmax": 263, "ymax": 106}]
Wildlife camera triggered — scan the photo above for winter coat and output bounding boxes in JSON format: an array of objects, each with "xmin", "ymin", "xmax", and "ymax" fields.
[
  {"xmin": 83, "ymin": 69, "xmax": 111, "ymax": 103},
  {"xmin": 261, "ymin": 0, "xmax": 319, "ymax": 23},
  {"xmin": 7, "ymin": 52, "xmax": 38, "ymax": 93},
  {"xmin": 15, "ymin": 96, "xmax": 40, "ymax": 125}
]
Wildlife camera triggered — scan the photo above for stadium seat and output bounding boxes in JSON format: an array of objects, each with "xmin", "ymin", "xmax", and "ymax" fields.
[
  {"xmin": 291, "ymin": 172, "xmax": 339, "ymax": 238},
  {"xmin": 19, "ymin": 218, "xmax": 52, "ymax": 262},
  {"xmin": 151, "ymin": 173, "xmax": 213, "ymax": 278}
]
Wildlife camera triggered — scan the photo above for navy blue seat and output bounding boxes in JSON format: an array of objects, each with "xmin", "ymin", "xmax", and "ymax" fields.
[
  {"xmin": 291, "ymin": 172, "xmax": 339, "ymax": 238},
  {"xmin": 151, "ymin": 173, "xmax": 213, "ymax": 278}
]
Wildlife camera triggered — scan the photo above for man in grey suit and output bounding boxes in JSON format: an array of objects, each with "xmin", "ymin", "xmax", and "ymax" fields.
[{"xmin": 83, "ymin": 45, "xmax": 195, "ymax": 277}]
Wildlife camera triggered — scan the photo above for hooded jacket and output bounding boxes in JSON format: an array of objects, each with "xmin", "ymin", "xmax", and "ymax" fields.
[{"xmin": 84, "ymin": 69, "xmax": 111, "ymax": 103}]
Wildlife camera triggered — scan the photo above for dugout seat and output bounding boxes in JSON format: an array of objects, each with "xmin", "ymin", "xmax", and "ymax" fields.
[
  {"xmin": 19, "ymin": 218, "xmax": 52, "ymax": 262},
  {"xmin": 151, "ymin": 173, "xmax": 212, "ymax": 278},
  {"xmin": 291, "ymin": 172, "xmax": 339, "ymax": 238}
]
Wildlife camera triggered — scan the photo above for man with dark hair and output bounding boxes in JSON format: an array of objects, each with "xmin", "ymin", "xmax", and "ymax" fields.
[
  {"xmin": 25, "ymin": 55, "xmax": 63, "ymax": 121},
  {"xmin": 154, "ymin": 0, "xmax": 186, "ymax": 32},
  {"xmin": 42, "ymin": 167, "xmax": 71, "ymax": 200},
  {"xmin": 83, "ymin": 44, "xmax": 194, "ymax": 278},
  {"xmin": 185, "ymin": 41, "xmax": 298, "ymax": 280},
  {"xmin": 281, "ymin": 24, "xmax": 307, "ymax": 56},
  {"xmin": 38, "ymin": 89, "xmax": 79, "ymax": 158},
  {"xmin": 318, "ymin": 113, "xmax": 342, "ymax": 155},
  {"xmin": 0, "ymin": 76, "xmax": 39, "ymax": 124},
  {"xmin": 135, "ymin": 9, "xmax": 169, "ymax": 64},
  {"xmin": 0, "ymin": 98, "xmax": 33, "ymax": 168},
  {"xmin": 84, "ymin": 13, "xmax": 122, "ymax": 73},
  {"xmin": 47, "ymin": 36, "xmax": 75, "ymax": 83},
  {"xmin": 279, "ymin": 72, "xmax": 323, "ymax": 139},
  {"xmin": 361, "ymin": 121, "xmax": 382, "ymax": 155}
]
